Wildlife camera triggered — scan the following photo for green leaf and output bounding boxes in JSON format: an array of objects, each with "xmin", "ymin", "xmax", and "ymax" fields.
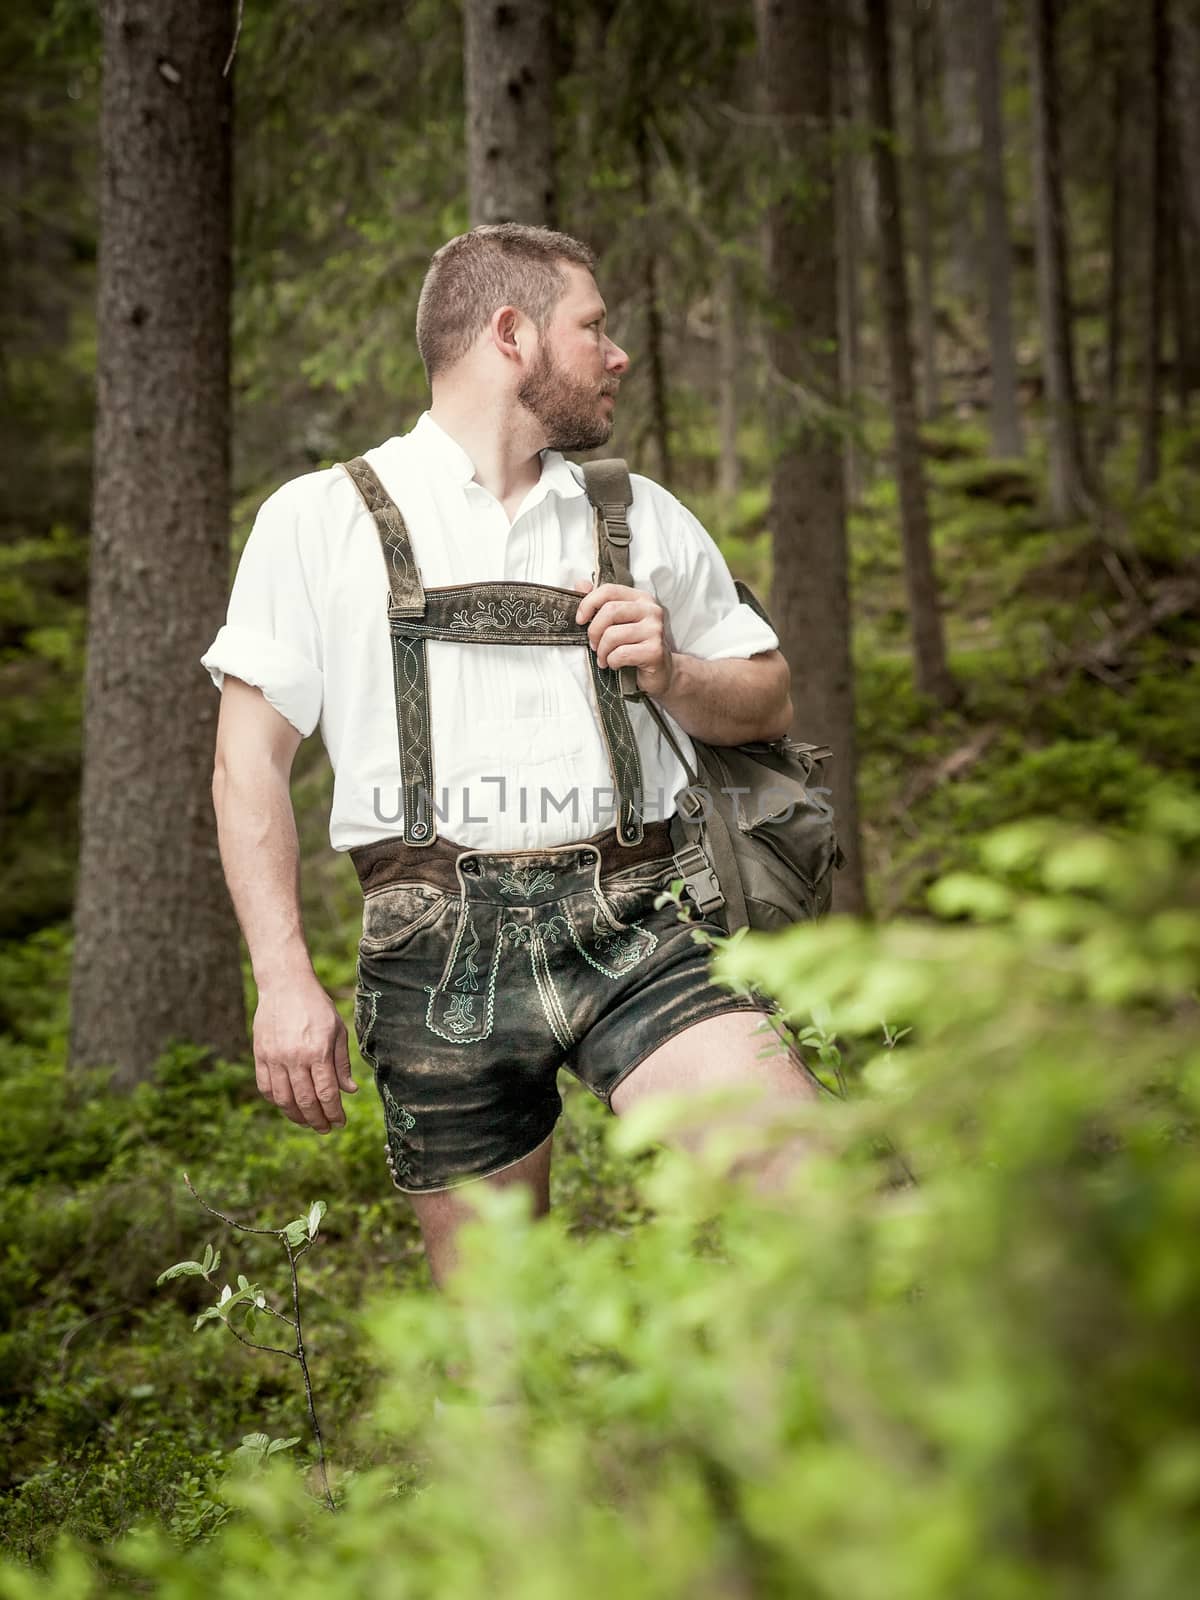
[
  {"xmin": 267, "ymin": 1436, "xmax": 301, "ymax": 1455},
  {"xmin": 927, "ymin": 872, "xmax": 1015, "ymax": 922},
  {"xmin": 156, "ymin": 1260, "xmax": 205, "ymax": 1285},
  {"xmin": 307, "ymin": 1200, "xmax": 327, "ymax": 1240}
]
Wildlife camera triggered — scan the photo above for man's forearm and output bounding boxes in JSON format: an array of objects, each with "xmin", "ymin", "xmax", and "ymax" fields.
[
  {"xmin": 655, "ymin": 650, "xmax": 792, "ymax": 747},
  {"xmin": 212, "ymin": 758, "xmax": 314, "ymax": 989}
]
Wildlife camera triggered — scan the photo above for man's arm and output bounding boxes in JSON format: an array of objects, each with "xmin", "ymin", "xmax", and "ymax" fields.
[
  {"xmin": 574, "ymin": 581, "xmax": 792, "ymax": 746},
  {"xmin": 656, "ymin": 648, "xmax": 792, "ymax": 746},
  {"xmin": 212, "ymin": 677, "xmax": 356, "ymax": 1133}
]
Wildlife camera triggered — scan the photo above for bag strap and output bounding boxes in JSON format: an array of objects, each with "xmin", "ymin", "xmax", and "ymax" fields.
[{"xmin": 581, "ymin": 458, "xmax": 644, "ymax": 703}]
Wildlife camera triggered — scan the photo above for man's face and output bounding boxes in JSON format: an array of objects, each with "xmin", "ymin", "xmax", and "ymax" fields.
[{"xmin": 516, "ymin": 265, "xmax": 630, "ymax": 451}]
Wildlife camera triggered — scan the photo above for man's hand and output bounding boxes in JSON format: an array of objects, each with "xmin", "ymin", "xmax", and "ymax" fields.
[
  {"xmin": 574, "ymin": 580, "xmax": 674, "ymax": 697},
  {"xmin": 252, "ymin": 970, "xmax": 357, "ymax": 1134}
]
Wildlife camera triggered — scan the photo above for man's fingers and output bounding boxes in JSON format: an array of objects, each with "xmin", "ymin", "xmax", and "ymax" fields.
[
  {"xmin": 575, "ymin": 581, "xmax": 638, "ymax": 623},
  {"xmin": 287, "ymin": 1063, "xmax": 334, "ymax": 1134},
  {"xmin": 266, "ymin": 1058, "xmax": 310, "ymax": 1128},
  {"xmin": 595, "ymin": 619, "xmax": 656, "ymax": 667},
  {"xmin": 586, "ymin": 600, "xmax": 653, "ymax": 649},
  {"xmin": 604, "ymin": 640, "xmax": 661, "ymax": 670},
  {"xmin": 311, "ymin": 1055, "xmax": 348, "ymax": 1128},
  {"xmin": 333, "ymin": 1025, "xmax": 358, "ymax": 1093}
]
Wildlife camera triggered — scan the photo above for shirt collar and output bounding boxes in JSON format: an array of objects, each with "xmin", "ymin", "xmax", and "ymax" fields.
[{"xmin": 408, "ymin": 410, "xmax": 587, "ymax": 502}]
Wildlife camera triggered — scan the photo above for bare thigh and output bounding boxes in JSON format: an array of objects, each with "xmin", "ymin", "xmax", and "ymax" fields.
[
  {"xmin": 612, "ymin": 1008, "xmax": 820, "ymax": 1113},
  {"xmin": 406, "ymin": 1130, "xmax": 554, "ymax": 1290},
  {"xmin": 611, "ymin": 1010, "xmax": 824, "ymax": 1189}
]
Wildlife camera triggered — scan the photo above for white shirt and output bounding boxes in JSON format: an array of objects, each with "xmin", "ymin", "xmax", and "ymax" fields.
[{"xmin": 201, "ymin": 412, "xmax": 779, "ymax": 851}]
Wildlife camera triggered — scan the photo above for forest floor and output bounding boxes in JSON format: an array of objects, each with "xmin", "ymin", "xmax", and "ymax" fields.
[{"xmin": 1, "ymin": 415, "xmax": 1197, "ymax": 1560}]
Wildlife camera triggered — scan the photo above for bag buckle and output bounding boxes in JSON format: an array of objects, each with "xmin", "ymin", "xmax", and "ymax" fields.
[
  {"xmin": 671, "ymin": 842, "xmax": 725, "ymax": 915},
  {"xmin": 601, "ymin": 503, "xmax": 632, "ymax": 546}
]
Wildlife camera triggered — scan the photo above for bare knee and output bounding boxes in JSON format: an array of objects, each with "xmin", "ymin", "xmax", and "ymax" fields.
[{"xmin": 406, "ymin": 1134, "xmax": 553, "ymax": 1290}]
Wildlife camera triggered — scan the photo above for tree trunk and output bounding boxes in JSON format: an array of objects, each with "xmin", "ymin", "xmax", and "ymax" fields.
[
  {"xmin": 908, "ymin": 0, "xmax": 940, "ymax": 420},
  {"xmin": 463, "ymin": 0, "xmax": 557, "ymax": 226},
  {"xmin": 716, "ymin": 259, "xmax": 740, "ymax": 504},
  {"xmin": 1170, "ymin": 0, "xmax": 1200, "ymax": 405},
  {"xmin": 635, "ymin": 115, "xmax": 672, "ymax": 484},
  {"xmin": 70, "ymin": 0, "xmax": 245, "ymax": 1086},
  {"xmin": 1028, "ymin": 0, "xmax": 1090, "ymax": 521},
  {"xmin": 1168, "ymin": 116, "xmax": 1196, "ymax": 419},
  {"xmin": 755, "ymin": 0, "xmax": 867, "ymax": 915},
  {"xmin": 835, "ymin": 2, "xmax": 867, "ymax": 504},
  {"xmin": 1137, "ymin": 0, "xmax": 1167, "ymax": 488},
  {"xmin": 975, "ymin": 0, "xmax": 1024, "ymax": 457},
  {"xmin": 938, "ymin": 0, "xmax": 979, "ymax": 307},
  {"xmin": 1101, "ymin": 49, "xmax": 1126, "ymax": 457},
  {"xmin": 863, "ymin": 0, "xmax": 957, "ymax": 706}
]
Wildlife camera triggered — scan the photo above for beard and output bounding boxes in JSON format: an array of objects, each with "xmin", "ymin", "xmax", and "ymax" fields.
[{"xmin": 517, "ymin": 343, "xmax": 615, "ymax": 452}]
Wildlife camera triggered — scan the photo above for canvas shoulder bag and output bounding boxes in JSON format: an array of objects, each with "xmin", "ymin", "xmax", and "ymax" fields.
[{"xmin": 581, "ymin": 458, "xmax": 845, "ymax": 934}]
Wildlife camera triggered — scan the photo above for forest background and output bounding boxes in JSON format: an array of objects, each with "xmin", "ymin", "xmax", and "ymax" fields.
[{"xmin": 1, "ymin": 0, "xmax": 1198, "ymax": 1594}]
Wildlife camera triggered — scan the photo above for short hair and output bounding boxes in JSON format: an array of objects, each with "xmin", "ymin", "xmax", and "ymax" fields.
[{"xmin": 415, "ymin": 223, "xmax": 597, "ymax": 384}]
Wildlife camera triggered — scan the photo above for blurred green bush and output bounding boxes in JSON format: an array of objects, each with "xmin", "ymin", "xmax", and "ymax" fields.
[{"xmin": 3, "ymin": 783, "xmax": 1196, "ymax": 1597}]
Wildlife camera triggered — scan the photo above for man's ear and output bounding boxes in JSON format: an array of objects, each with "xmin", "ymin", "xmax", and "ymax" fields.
[{"xmin": 491, "ymin": 305, "xmax": 523, "ymax": 362}]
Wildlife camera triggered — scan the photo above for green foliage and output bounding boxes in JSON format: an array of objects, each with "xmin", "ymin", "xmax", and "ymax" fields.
[
  {"xmin": 0, "ymin": 528, "xmax": 86, "ymax": 937},
  {"xmin": 1123, "ymin": 463, "xmax": 1200, "ymax": 568},
  {"xmin": 3, "ymin": 0, "xmax": 1199, "ymax": 1580},
  {"xmin": 3, "ymin": 799, "xmax": 1198, "ymax": 1594}
]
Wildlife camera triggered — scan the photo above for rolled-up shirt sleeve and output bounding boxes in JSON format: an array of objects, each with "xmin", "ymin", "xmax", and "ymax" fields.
[
  {"xmin": 200, "ymin": 485, "xmax": 324, "ymax": 737},
  {"xmin": 659, "ymin": 495, "xmax": 780, "ymax": 661}
]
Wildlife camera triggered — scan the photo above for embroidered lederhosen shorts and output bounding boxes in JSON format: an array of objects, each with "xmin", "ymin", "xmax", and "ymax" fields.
[{"xmin": 351, "ymin": 819, "xmax": 785, "ymax": 1194}]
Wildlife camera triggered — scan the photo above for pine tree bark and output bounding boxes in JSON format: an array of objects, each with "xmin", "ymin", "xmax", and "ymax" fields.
[
  {"xmin": 908, "ymin": 0, "xmax": 940, "ymax": 420},
  {"xmin": 463, "ymin": 0, "xmax": 557, "ymax": 226},
  {"xmin": 1101, "ymin": 48, "xmax": 1126, "ymax": 457},
  {"xmin": 70, "ymin": 0, "xmax": 245, "ymax": 1086},
  {"xmin": 1137, "ymin": 0, "xmax": 1167, "ymax": 488},
  {"xmin": 938, "ymin": 0, "xmax": 979, "ymax": 307},
  {"xmin": 1168, "ymin": 122, "xmax": 1196, "ymax": 418},
  {"xmin": 1028, "ymin": 0, "xmax": 1090, "ymax": 521},
  {"xmin": 755, "ymin": 0, "xmax": 867, "ymax": 914},
  {"xmin": 863, "ymin": 0, "xmax": 957, "ymax": 706},
  {"xmin": 635, "ymin": 115, "xmax": 672, "ymax": 484},
  {"xmin": 975, "ymin": 0, "xmax": 1024, "ymax": 457},
  {"xmin": 835, "ymin": 3, "xmax": 867, "ymax": 504},
  {"xmin": 1170, "ymin": 0, "xmax": 1200, "ymax": 406},
  {"xmin": 716, "ymin": 260, "xmax": 740, "ymax": 504}
]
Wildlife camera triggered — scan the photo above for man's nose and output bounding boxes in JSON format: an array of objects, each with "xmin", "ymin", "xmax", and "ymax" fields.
[{"xmin": 605, "ymin": 337, "xmax": 630, "ymax": 375}]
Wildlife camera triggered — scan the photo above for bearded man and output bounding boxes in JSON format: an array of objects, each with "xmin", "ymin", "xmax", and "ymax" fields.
[{"xmin": 202, "ymin": 223, "xmax": 822, "ymax": 1286}]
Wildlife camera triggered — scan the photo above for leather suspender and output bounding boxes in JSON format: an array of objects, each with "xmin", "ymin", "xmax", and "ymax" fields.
[{"xmin": 338, "ymin": 455, "xmax": 647, "ymax": 848}]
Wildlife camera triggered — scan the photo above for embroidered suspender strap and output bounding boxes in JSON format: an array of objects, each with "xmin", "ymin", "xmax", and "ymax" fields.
[
  {"xmin": 395, "ymin": 582, "xmax": 583, "ymax": 641},
  {"xmin": 340, "ymin": 456, "xmax": 427, "ymax": 616},
  {"xmin": 405, "ymin": 582, "xmax": 645, "ymax": 845},
  {"xmin": 339, "ymin": 458, "xmax": 438, "ymax": 846},
  {"xmin": 586, "ymin": 651, "xmax": 646, "ymax": 845},
  {"xmin": 337, "ymin": 458, "xmax": 647, "ymax": 848},
  {"xmin": 581, "ymin": 458, "xmax": 645, "ymax": 705}
]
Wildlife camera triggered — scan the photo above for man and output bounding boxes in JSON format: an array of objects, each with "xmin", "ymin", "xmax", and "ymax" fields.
[{"xmin": 203, "ymin": 223, "xmax": 821, "ymax": 1287}]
